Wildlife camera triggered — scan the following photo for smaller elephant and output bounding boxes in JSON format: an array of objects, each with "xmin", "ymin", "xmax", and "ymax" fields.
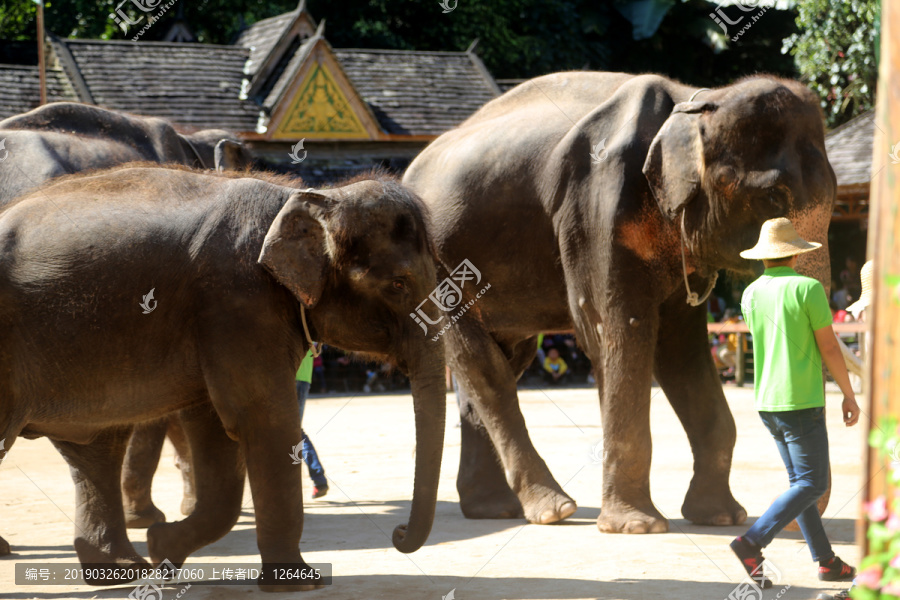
[{"xmin": 0, "ymin": 166, "xmax": 445, "ymax": 591}]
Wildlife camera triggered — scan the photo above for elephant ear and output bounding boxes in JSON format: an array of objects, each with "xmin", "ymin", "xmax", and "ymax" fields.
[
  {"xmin": 214, "ymin": 139, "xmax": 251, "ymax": 172},
  {"xmin": 258, "ymin": 190, "xmax": 330, "ymax": 308},
  {"xmin": 643, "ymin": 101, "xmax": 714, "ymax": 220}
]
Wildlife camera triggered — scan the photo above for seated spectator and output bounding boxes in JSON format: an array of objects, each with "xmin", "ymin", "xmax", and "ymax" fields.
[
  {"xmin": 831, "ymin": 281, "xmax": 852, "ymax": 311},
  {"xmin": 543, "ymin": 348, "xmax": 568, "ymax": 385},
  {"xmin": 840, "ymin": 256, "xmax": 862, "ymax": 300},
  {"xmin": 716, "ymin": 310, "xmax": 742, "ymax": 379},
  {"xmin": 833, "ymin": 308, "xmax": 853, "ymax": 323}
]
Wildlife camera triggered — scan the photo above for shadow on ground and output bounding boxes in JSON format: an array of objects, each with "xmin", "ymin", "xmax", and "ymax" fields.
[{"xmin": 0, "ymin": 575, "xmax": 822, "ymax": 600}]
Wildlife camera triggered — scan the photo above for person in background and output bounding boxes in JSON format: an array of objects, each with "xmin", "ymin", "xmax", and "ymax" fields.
[
  {"xmin": 840, "ymin": 257, "xmax": 861, "ymax": 301},
  {"xmin": 846, "ymin": 260, "xmax": 873, "ymax": 323},
  {"xmin": 730, "ymin": 218, "xmax": 859, "ymax": 589},
  {"xmin": 831, "ymin": 280, "xmax": 852, "ymax": 311},
  {"xmin": 542, "ymin": 347, "xmax": 568, "ymax": 385},
  {"xmin": 297, "ymin": 349, "xmax": 328, "ymax": 499},
  {"xmin": 716, "ymin": 309, "xmax": 742, "ymax": 380}
]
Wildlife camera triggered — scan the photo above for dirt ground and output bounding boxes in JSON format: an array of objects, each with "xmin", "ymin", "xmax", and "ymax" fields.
[{"xmin": 0, "ymin": 384, "xmax": 865, "ymax": 600}]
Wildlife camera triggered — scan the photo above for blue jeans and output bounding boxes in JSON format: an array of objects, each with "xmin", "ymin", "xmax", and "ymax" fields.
[
  {"xmin": 744, "ymin": 407, "xmax": 833, "ymax": 562},
  {"xmin": 296, "ymin": 381, "xmax": 327, "ymax": 487}
]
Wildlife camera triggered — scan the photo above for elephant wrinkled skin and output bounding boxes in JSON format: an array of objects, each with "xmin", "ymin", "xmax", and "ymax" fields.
[
  {"xmin": 0, "ymin": 167, "xmax": 445, "ymax": 591},
  {"xmin": 403, "ymin": 71, "xmax": 835, "ymax": 534}
]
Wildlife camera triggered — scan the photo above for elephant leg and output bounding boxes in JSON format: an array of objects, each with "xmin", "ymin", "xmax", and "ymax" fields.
[
  {"xmin": 165, "ymin": 416, "xmax": 196, "ymax": 516},
  {"xmin": 197, "ymin": 352, "xmax": 322, "ymax": 592},
  {"xmin": 51, "ymin": 427, "xmax": 148, "ymax": 584},
  {"xmin": 146, "ymin": 404, "xmax": 244, "ymax": 569},
  {"xmin": 454, "ymin": 338, "xmax": 536, "ymax": 520},
  {"xmin": 121, "ymin": 419, "xmax": 168, "ymax": 528},
  {"xmin": 0, "ymin": 432, "xmax": 20, "ymax": 556},
  {"xmin": 654, "ymin": 298, "xmax": 747, "ymax": 526},
  {"xmin": 578, "ymin": 300, "xmax": 668, "ymax": 534},
  {"xmin": 448, "ymin": 322, "xmax": 576, "ymax": 524}
]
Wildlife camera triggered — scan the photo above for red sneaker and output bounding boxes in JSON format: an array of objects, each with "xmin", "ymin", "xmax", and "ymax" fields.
[
  {"xmin": 818, "ymin": 556, "xmax": 856, "ymax": 581},
  {"xmin": 730, "ymin": 536, "xmax": 774, "ymax": 589}
]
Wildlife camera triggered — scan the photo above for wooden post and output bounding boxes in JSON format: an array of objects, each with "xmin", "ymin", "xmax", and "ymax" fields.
[
  {"xmin": 859, "ymin": 0, "xmax": 900, "ymax": 556},
  {"xmin": 36, "ymin": 0, "xmax": 46, "ymax": 105}
]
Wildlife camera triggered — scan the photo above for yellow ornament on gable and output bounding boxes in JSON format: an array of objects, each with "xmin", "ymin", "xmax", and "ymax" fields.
[{"xmin": 273, "ymin": 62, "xmax": 371, "ymax": 139}]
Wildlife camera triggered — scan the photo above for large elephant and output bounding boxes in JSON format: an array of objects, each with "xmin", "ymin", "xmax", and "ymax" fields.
[
  {"xmin": 403, "ymin": 72, "xmax": 834, "ymax": 533},
  {"xmin": 0, "ymin": 101, "xmax": 253, "ymax": 206},
  {"xmin": 0, "ymin": 166, "xmax": 445, "ymax": 590}
]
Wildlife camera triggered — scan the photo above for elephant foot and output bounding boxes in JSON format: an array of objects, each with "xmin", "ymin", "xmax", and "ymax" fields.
[
  {"xmin": 73, "ymin": 539, "xmax": 148, "ymax": 585},
  {"xmin": 521, "ymin": 488, "xmax": 578, "ymax": 525},
  {"xmin": 0, "ymin": 534, "xmax": 10, "ymax": 556},
  {"xmin": 597, "ymin": 500, "xmax": 669, "ymax": 534},
  {"xmin": 124, "ymin": 503, "xmax": 166, "ymax": 529},
  {"xmin": 459, "ymin": 481, "xmax": 525, "ymax": 520},
  {"xmin": 146, "ymin": 522, "xmax": 190, "ymax": 569},
  {"xmin": 81, "ymin": 557, "xmax": 150, "ymax": 585},
  {"xmin": 682, "ymin": 485, "xmax": 747, "ymax": 526}
]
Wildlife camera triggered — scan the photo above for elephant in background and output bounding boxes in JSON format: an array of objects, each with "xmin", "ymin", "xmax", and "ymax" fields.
[
  {"xmin": 403, "ymin": 72, "xmax": 834, "ymax": 533},
  {"xmin": 0, "ymin": 167, "xmax": 445, "ymax": 591},
  {"xmin": 0, "ymin": 101, "xmax": 253, "ymax": 207}
]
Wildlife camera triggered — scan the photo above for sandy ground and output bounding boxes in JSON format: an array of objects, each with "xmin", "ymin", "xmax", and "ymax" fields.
[{"xmin": 0, "ymin": 383, "xmax": 866, "ymax": 600}]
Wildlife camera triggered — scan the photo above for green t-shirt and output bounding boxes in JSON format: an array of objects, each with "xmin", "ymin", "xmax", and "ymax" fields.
[
  {"xmin": 740, "ymin": 266, "xmax": 833, "ymax": 412},
  {"xmin": 296, "ymin": 349, "xmax": 314, "ymax": 382}
]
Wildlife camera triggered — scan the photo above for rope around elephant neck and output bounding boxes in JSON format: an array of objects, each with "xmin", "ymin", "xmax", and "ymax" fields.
[
  {"xmin": 300, "ymin": 304, "xmax": 321, "ymax": 358},
  {"xmin": 680, "ymin": 211, "xmax": 718, "ymax": 307}
]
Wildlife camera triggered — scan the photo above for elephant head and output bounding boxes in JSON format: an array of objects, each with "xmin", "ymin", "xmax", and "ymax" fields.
[
  {"xmin": 181, "ymin": 129, "xmax": 254, "ymax": 172},
  {"xmin": 643, "ymin": 78, "xmax": 835, "ymax": 286},
  {"xmin": 258, "ymin": 176, "xmax": 445, "ymax": 553}
]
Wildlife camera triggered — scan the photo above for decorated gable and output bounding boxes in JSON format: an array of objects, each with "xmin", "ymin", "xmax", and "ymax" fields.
[{"xmin": 269, "ymin": 43, "xmax": 380, "ymax": 140}]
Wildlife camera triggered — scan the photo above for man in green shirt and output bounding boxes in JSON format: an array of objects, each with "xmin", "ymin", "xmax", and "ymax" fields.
[{"xmin": 730, "ymin": 218, "xmax": 860, "ymax": 588}]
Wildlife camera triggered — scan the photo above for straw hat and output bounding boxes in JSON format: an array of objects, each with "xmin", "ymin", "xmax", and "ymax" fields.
[
  {"xmin": 739, "ymin": 217, "xmax": 822, "ymax": 260},
  {"xmin": 847, "ymin": 260, "xmax": 873, "ymax": 318}
]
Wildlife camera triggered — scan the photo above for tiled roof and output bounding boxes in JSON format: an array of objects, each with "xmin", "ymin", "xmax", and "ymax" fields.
[
  {"xmin": 56, "ymin": 39, "xmax": 259, "ymax": 132},
  {"xmin": 260, "ymin": 34, "xmax": 318, "ymax": 110},
  {"xmin": 0, "ymin": 65, "xmax": 77, "ymax": 120},
  {"xmin": 825, "ymin": 110, "xmax": 875, "ymax": 188},
  {"xmin": 332, "ymin": 49, "xmax": 500, "ymax": 136},
  {"xmin": 234, "ymin": 10, "xmax": 299, "ymax": 78}
]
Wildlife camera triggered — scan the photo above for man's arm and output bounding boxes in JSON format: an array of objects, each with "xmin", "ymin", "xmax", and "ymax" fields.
[{"xmin": 814, "ymin": 325, "xmax": 861, "ymax": 426}]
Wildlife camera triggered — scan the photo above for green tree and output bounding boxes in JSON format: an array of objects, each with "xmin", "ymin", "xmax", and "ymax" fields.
[
  {"xmin": 0, "ymin": 0, "xmax": 799, "ymax": 89},
  {"xmin": 782, "ymin": 0, "xmax": 880, "ymax": 127}
]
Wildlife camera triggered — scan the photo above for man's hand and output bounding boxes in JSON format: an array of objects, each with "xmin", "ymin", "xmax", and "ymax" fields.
[{"xmin": 842, "ymin": 395, "xmax": 860, "ymax": 426}]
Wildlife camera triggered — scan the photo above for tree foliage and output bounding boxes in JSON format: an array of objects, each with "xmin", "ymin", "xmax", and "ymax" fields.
[
  {"xmin": 782, "ymin": 0, "xmax": 880, "ymax": 128},
  {"xmin": 0, "ymin": 0, "xmax": 799, "ymax": 88}
]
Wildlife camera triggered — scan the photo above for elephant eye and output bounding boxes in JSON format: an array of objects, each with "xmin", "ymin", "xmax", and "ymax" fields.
[{"xmin": 392, "ymin": 279, "xmax": 406, "ymax": 291}]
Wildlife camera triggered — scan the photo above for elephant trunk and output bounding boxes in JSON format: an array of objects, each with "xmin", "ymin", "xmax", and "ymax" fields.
[{"xmin": 392, "ymin": 339, "xmax": 446, "ymax": 553}]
